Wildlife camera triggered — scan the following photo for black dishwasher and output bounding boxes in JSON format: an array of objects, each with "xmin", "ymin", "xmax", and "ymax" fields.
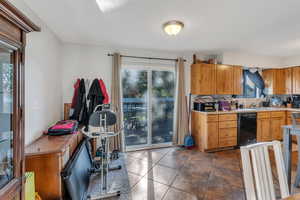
[{"xmin": 238, "ymin": 112, "xmax": 257, "ymax": 146}]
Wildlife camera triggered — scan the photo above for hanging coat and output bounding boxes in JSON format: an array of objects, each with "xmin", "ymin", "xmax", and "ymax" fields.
[
  {"xmin": 87, "ymin": 79, "xmax": 104, "ymax": 115},
  {"xmin": 71, "ymin": 79, "xmax": 80, "ymax": 108},
  {"xmin": 99, "ymin": 79, "xmax": 109, "ymax": 104},
  {"xmin": 70, "ymin": 79, "xmax": 89, "ymax": 126}
]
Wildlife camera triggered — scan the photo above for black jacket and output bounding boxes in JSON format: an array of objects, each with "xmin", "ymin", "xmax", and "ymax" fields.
[
  {"xmin": 70, "ymin": 79, "xmax": 89, "ymax": 126},
  {"xmin": 87, "ymin": 79, "xmax": 104, "ymax": 116}
]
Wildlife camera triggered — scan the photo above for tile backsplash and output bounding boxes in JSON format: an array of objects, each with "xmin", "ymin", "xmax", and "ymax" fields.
[{"xmin": 193, "ymin": 95, "xmax": 291, "ymax": 108}]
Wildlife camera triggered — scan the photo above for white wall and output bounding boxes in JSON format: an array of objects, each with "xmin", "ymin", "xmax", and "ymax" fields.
[
  {"xmin": 221, "ymin": 51, "xmax": 284, "ymax": 68},
  {"xmin": 282, "ymin": 55, "xmax": 300, "ymax": 67},
  {"xmin": 9, "ymin": 0, "xmax": 63, "ymax": 145},
  {"xmin": 61, "ymin": 44, "xmax": 192, "ymax": 105}
]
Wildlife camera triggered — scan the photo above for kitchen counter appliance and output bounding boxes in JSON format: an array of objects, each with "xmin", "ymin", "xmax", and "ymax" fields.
[
  {"xmin": 237, "ymin": 112, "xmax": 257, "ymax": 146},
  {"xmin": 193, "ymin": 102, "xmax": 216, "ymax": 112}
]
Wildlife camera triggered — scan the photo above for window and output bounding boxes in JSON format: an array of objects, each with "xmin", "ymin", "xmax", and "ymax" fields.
[
  {"xmin": 121, "ymin": 65, "xmax": 176, "ymax": 150},
  {"xmin": 242, "ymin": 70, "xmax": 262, "ymax": 98}
]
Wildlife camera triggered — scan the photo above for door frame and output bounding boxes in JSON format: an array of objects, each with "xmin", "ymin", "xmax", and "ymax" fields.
[{"xmin": 121, "ymin": 63, "xmax": 176, "ymax": 151}]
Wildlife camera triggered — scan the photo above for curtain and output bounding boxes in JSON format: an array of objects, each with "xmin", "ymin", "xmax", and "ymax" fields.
[
  {"xmin": 110, "ymin": 53, "xmax": 124, "ymax": 151},
  {"xmin": 244, "ymin": 69, "xmax": 265, "ymax": 96},
  {"xmin": 244, "ymin": 70, "xmax": 265, "ymax": 90},
  {"xmin": 173, "ymin": 58, "xmax": 189, "ymax": 145}
]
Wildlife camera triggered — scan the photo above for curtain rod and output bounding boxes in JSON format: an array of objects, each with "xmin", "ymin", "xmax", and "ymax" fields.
[{"xmin": 107, "ymin": 53, "xmax": 186, "ymax": 62}]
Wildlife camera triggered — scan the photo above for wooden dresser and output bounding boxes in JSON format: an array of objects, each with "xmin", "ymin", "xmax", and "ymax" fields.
[{"xmin": 25, "ymin": 133, "xmax": 83, "ymax": 200}]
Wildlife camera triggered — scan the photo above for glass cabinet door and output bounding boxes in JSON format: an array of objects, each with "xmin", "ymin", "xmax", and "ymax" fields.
[{"xmin": 0, "ymin": 46, "xmax": 14, "ymax": 189}]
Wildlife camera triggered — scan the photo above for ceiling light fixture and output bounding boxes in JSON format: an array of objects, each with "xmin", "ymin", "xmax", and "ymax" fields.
[
  {"xmin": 96, "ymin": 0, "xmax": 127, "ymax": 12},
  {"xmin": 163, "ymin": 20, "xmax": 184, "ymax": 36}
]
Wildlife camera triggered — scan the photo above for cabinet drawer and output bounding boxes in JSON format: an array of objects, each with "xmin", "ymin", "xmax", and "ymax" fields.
[
  {"xmin": 219, "ymin": 121, "xmax": 237, "ymax": 128},
  {"xmin": 62, "ymin": 147, "xmax": 70, "ymax": 168},
  {"xmin": 257, "ymin": 112, "xmax": 270, "ymax": 119},
  {"xmin": 206, "ymin": 115, "xmax": 218, "ymax": 122},
  {"xmin": 219, "ymin": 127, "xmax": 237, "ymax": 139},
  {"xmin": 219, "ymin": 138, "xmax": 237, "ymax": 147},
  {"xmin": 271, "ymin": 111, "xmax": 285, "ymax": 118},
  {"xmin": 219, "ymin": 114, "xmax": 237, "ymax": 121}
]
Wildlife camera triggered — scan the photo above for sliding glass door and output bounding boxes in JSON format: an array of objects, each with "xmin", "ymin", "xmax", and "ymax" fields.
[{"xmin": 122, "ymin": 65, "xmax": 175, "ymax": 150}]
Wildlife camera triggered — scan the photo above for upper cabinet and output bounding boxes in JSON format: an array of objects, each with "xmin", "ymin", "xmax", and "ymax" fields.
[
  {"xmin": 293, "ymin": 67, "xmax": 300, "ymax": 94},
  {"xmin": 275, "ymin": 69, "xmax": 286, "ymax": 95},
  {"xmin": 216, "ymin": 65, "xmax": 234, "ymax": 95},
  {"xmin": 285, "ymin": 68, "xmax": 293, "ymax": 94},
  {"xmin": 262, "ymin": 69, "xmax": 276, "ymax": 95},
  {"xmin": 233, "ymin": 66, "xmax": 243, "ymax": 95},
  {"xmin": 263, "ymin": 68, "xmax": 291, "ymax": 95},
  {"xmin": 191, "ymin": 63, "xmax": 216, "ymax": 95},
  {"xmin": 191, "ymin": 64, "xmax": 243, "ymax": 95}
]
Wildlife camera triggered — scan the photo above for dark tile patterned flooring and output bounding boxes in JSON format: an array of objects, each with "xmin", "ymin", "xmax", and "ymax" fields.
[{"xmin": 88, "ymin": 147, "xmax": 300, "ymax": 200}]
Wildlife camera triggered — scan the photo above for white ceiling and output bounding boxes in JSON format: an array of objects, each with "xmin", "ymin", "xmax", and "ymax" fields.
[{"xmin": 24, "ymin": 0, "xmax": 300, "ymax": 56}]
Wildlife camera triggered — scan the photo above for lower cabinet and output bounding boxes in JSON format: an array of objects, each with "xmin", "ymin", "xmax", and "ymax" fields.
[
  {"xmin": 271, "ymin": 117, "xmax": 285, "ymax": 140},
  {"xmin": 207, "ymin": 121, "xmax": 219, "ymax": 149},
  {"xmin": 257, "ymin": 111, "xmax": 286, "ymax": 142},
  {"xmin": 191, "ymin": 112, "xmax": 237, "ymax": 152}
]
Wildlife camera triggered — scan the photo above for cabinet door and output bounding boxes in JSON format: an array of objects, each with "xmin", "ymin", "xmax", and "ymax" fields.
[
  {"xmin": 271, "ymin": 117, "xmax": 285, "ymax": 140},
  {"xmin": 206, "ymin": 122, "xmax": 219, "ymax": 149},
  {"xmin": 262, "ymin": 69, "xmax": 275, "ymax": 95},
  {"xmin": 233, "ymin": 66, "xmax": 243, "ymax": 95},
  {"xmin": 293, "ymin": 67, "xmax": 300, "ymax": 94},
  {"xmin": 191, "ymin": 112, "xmax": 201, "ymax": 148},
  {"xmin": 257, "ymin": 118, "xmax": 271, "ymax": 142},
  {"xmin": 191, "ymin": 63, "xmax": 216, "ymax": 95},
  {"xmin": 275, "ymin": 69, "xmax": 285, "ymax": 94},
  {"xmin": 216, "ymin": 65, "xmax": 234, "ymax": 95},
  {"xmin": 285, "ymin": 68, "xmax": 293, "ymax": 94}
]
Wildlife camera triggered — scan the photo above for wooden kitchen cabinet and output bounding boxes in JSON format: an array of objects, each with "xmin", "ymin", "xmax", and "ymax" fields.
[
  {"xmin": 191, "ymin": 63, "xmax": 216, "ymax": 95},
  {"xmin": 207, "ymin": 121, "xmax": 219, "ymax": 149},
  {"xmin": 191, "ymin": 112, "xmax": 219, "ymax": 151},
  {"xmin": 257, "ymin": 118, "xmax": 271, "ymax": 141},
  {"xmin": 275, "ymin": 69, "xmax": 286, "ymax": 95},
  {"xmin": 262, "ymin": 69, "xmax": 275, "ymax": 95},
  {"xmin": 191, "ymin": 64, "xmax": 242, "ymax": 95},
  {"xmin": 216, "ymin": 65, "xmax": 234, "ymax": 94},
  {"xmin": 257, "ymin": 112, "xmax": 271, "ymax": 142},
  {"xmin": 271, "ymin": 117, "xmax": 285, "ymax": 140},
  {"xmin": 293, "ymin": 67, "xmax": 300, "ymax": 94},
  {"xmin": 191, "ymin": 112, "xmax": 237, "ymax": 151},
  {"xmin": 257, "ymin": 111, "xmax": 286, "ymax": 142},
  {"xmin": 285, "ymin": 68, "xmax": 293, "ymax": 94},
  {"xmin": 233, "ymin": 66, "xmax": 243, "ymax": 95},
  {"xmin": 263, "ymin": 69, "xmax": 290, "ymax": 95}
]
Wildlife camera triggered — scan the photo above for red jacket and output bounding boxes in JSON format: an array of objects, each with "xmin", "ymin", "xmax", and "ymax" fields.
[
  {"xmin": 71, "ymin": 79, "xmax": 80, "ymax": 108},
  {"xmin": 98, "ymin": 79, "xmax": 109, "ymax": 104}
]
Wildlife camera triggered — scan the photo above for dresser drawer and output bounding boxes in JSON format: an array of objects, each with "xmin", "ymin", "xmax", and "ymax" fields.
[
  {"xmin": 219, "ymin": 137, "xmax": 237, "ymax": 147},
  {"xmin": 271, "ymin": 111, "xmax": 285, "ymax": 118},
  {"xmin": 257, "ymin": 112, "xmax": 270, "ymax": 119},
  {"xmin": 219, "ymin": 127, "xmax": 237, "ymax": 139},
  {"xmin": 206, "ymin": 115, "xmax": 218, "ymax": 122},
  {"xmin": 219, "ymin": 114, "xmax": 237, "ymax": 121},
  {"xmin": 219, "ymin": 121, "xmax": 237, "ymax": 128}
]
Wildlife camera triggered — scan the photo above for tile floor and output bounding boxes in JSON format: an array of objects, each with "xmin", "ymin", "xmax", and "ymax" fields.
[{"xmin": 88, "ymin": 147, "xmax": 300, "ymax": 200}]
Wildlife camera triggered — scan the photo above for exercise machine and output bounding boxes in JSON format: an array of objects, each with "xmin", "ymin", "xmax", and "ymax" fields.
[{"xmin": 82, "ymin": 104, "xmax": 122, "ymax": 199}]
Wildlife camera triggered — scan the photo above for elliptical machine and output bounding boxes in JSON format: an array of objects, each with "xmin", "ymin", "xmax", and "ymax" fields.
[{"xmin": 82, "ymin": 104, "xmax": 123, "ymax": 199}]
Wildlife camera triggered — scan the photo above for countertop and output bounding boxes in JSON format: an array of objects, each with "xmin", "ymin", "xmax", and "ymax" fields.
[{"xmin": 192, "ymin": 107, "xmax": 300, "ymax": 114}]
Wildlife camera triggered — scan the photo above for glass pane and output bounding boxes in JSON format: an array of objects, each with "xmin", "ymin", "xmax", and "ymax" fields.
[
  {"xmin": 0, "ymin": 46, "xmax": 14, "ymax": 189},
  {"xmin": 151, "ymin": 71, "xmax": 175, "ymax": 144},
  {"xmin": 122, "ymin": 69, "xmax": 148, "ymax": 146}
]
